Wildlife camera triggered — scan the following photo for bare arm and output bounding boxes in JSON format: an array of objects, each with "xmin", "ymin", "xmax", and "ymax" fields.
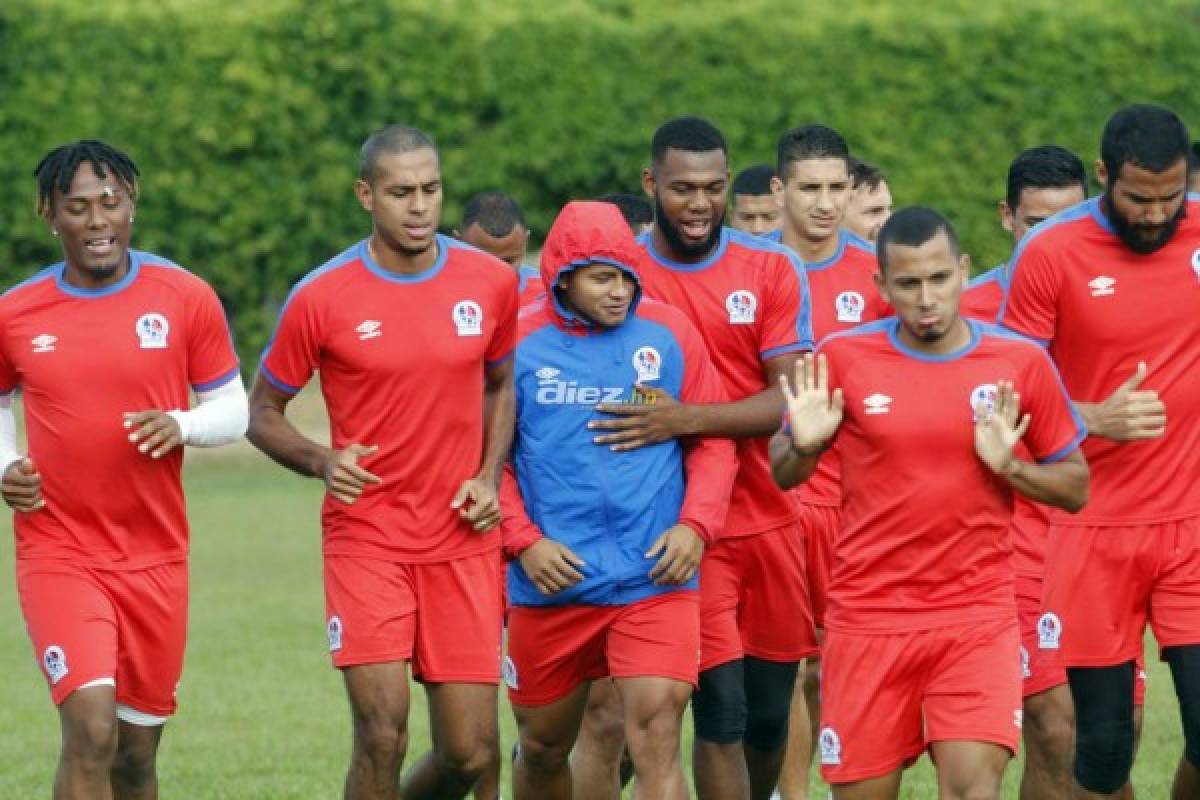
[
  {"xmin": 450, "ymin": 359, "xmax": 515, "ymax": 532},
  {"xmin": 590, "ymin": 352, "xmax": 802, "ymax": 451}
]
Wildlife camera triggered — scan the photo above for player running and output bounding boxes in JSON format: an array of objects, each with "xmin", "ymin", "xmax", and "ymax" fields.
[
  {"xmin": 502, "ymin": 200, "xmax": 735, "ymax": 800},
  {"xmin": 247, "ymin": 125, "xmax": 517, "ymax": 800},
  {"xmin": 0, "ymin": 140, "xmax": 246, "ymax": 799},
  {"xmin": 588, "ymin": 116, "xmax": 814, "ymax": 800},
  {"xmin": 775, "ymin": 206, "xmax": 1088, "ymax": 799},
  {"xmin": 1000, "ymin": 104, "xmax": 1200, "ymax": 799}
]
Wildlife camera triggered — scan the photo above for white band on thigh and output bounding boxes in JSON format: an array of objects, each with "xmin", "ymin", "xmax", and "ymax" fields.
[
  {"xmin": 76, "ymin": 677, "xmax": 116, "ymax": 691},
  {"xmin": 116, "ymin": 703, "xmax": 169, "ymax": 727}
]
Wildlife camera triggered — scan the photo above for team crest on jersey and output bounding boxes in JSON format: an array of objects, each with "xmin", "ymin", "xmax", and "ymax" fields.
[
  {"xmin": 818, "ymin": 727, "xmax": 842, "ymax": 765},
  {"xmin": 31, "ymin": 334, "xmax": 57, "ymax": 353},
  {"xmin": 632, "ymin": 346, "xmax": 662, "ymax": 382},
  {"xmin": 502, "ymin": 656, "xmax": 519, "ymax": 690},
  {"xmin": 726, "ymin": 290, "xmax": 757, "ymax": 324},
  {"xmin": 43, "ymin": 645, "xmax": 68, "ymax": 684},
  {"xmin": 835, "ymin": 291, "xmax": 865, "ymax": 323},
  {"xmin": 452, "ymin": 301, "xmax": 484, "ymax": 336},
  {"xmin": 970, "ymin": 384, "xmax": 998, "ymax": 420},
  {"xmin": 136, "ymin": 313, "xmax": 169, "ymax": 349},
  {"xmin": 1019, "ymin": 645, "xmax": 1032, "ymax": 679},
  {"xmin": 356, "ymin": 320, "xmax": 382, "ymax": 340},
  {"xmin": 863, "ymin": 393, "xmax": 893, "ymax": 415},
  {"xmin": 1088, "ymin": 276, "xmax": 1116, "ymax": 297},
  {"xmin": 1037, "ymin": 612, "xmax": 1062, "ymax": 650},
  {"xmin": 327, "ymin": 616, "xmax": 343, "ymax": 652}
]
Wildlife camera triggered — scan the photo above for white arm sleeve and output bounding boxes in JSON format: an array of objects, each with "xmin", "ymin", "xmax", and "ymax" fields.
[
  {"xmin": 167, "ymin": 375, "xmax": 248, "ymax": 448},
  {"xmin": 0, "ymin": 393, "xmax": 20, "ymax": 469}
]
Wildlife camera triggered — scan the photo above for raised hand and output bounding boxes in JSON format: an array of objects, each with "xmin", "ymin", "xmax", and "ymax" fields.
[
  {"xmin": 518, "ymin": 538, "xmax": 586, "ymax": 595},
  {"xmin": 974, "ymin": 381, "xmax": 1030, "ymax": 476},
  {"xmin": 321, "ymin": 443, "xmax": 382, "ymax": 505},
  {"xmin": 1082, "ymin": 361, "xmax": 1166, "ymax": 441},
  {"xmin": 779, "ymin": 353, "xmax": 843, "ymax": 454}
]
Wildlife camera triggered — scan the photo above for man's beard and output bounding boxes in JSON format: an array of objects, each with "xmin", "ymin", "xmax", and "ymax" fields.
[
  {"xmin": 1106, "ymin": 190, "xmax": 1186, "ymax": 254},
  {"xmin": 654, "ymin": 194, "xmax": 724, "ymax": 259}
]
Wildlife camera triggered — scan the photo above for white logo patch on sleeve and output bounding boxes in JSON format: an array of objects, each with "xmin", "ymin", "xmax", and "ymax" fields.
[{"xmin": 136, "ymin": 313, "xmax": 170, "ymax": 349}]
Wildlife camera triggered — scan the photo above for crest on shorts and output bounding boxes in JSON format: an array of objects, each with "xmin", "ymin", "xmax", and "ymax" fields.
[
  {"xmin": 632, "ymin": 346, "xmax": 662, "ymax": 383},
  {"xmin": 327, "ymin": 615, "xmax": 343, "ymax": 652},
  {"xmin": 452, "ymin": 300, "xmax": 483, "ymax": 336},
  {"xmin": 970, "ymin": 383, "xmax": 998, "ymax": 420},
  {"xmin": 835, "ymin": 291, "xmax": 865, "ymax": 323},
  {"xmin": 1037, "ymin": 612, "xmax": 1062, "ymax": 650},
  {"xmin": 818, "ymin": 726, "xmax": 842, "ymax": 766},
  {"xmin": 502, "ymin": 656, "xmax": 519, "ymax": 690},
  {"xmin": 725, "ymin": 290, "xmax": 757, "ymax": 325},
  {"xmin": 43, "ymin": 645, "xmax": 69, "ymax": 685},
  {"xmin": 1019, "ymin": 645, "xmax": 1031, "ymax": 679},
  {"xmin": 136, "ymin": 313, "xmax": 169, "ymax": 349}
]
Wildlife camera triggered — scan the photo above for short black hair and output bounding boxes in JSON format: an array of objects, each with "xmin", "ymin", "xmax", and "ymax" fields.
[
  {"xmin": 1100, "ymin": 104, "xmax": 1190, "ymax": 183},
  {"xmin": 848, "ymin": 156, "xmax": 886, "ymax": 191},
  {"xmin": 776, "ymin": 124, "xmax": 850, "ymax": 180},
  {"xmin": 33, "ymin": 139, "xmax": 140, "ymax": 216},
  {"xmin": 461, "ymin": 191, "xmax": 526, "ymax": 237},
  {"xmin": 650, "ymin": 116, "xmax": 727, "ymax": 167},
  {"xmin": 597, "ymin": 192, "xmax": 653, "ymax": 230},
  {"xmin": 732, "ymin": 164, "xmax": 776, "ymax": 197},
  {"xmin": 359, "ymin": 125, "xmax": 437, "ymax": 183},
  {"xmin": 1190, "ymin": 141, "xmax": 1200, "ymax": 178},
  {"xmin": 1005, "ymin": 145, "xmax": 1088, "ymax": 210},
  {"xmin": 876, "ymin": 206, "xmax": 960, "ymax": 273}
]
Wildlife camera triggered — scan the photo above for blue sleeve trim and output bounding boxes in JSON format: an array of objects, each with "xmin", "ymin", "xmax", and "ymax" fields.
[
  {"xmin": 1037, "ymin": 425, "xmax": 1086, "ymax": 465},
  {"xmin": 260, "ymin": 363, "xmax": 302, "ymax": 395},
  {"xmin": 192, "ymin": 365, "xmax": 241, "ymax": 393},
  {"xmin": 762, "ymin": 342, "xmax": 807, "ymax": 360}
]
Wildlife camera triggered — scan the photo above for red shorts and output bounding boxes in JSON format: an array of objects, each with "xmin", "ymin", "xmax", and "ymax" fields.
[
  {"xmin": 324, "ymin": 550, "xmax": 503, "ymax": 683},
  {"xmin": 1018, "ymin": 573, "xmax": 1148, "ymax": 705},
  {"xmin": 505, "ymin": 591, "xmax": 700, "ymax": 706},
  {"xmin": 819, "ymin": 618, "xmax": 1021, "ymax": 784},
  {"xmin": 17, "ymin": 559, "xmax": 188, "ymax": 720},
  {"xmin": 1042, "ymin": 517, "xmax": 1200, "ymax": 668},
  {"xmin": 799, "ymin": 503, "xmax": 838, "ymax": 630},
  {"xmin": 699, "ymin": 524, "xmax": 816, "ymax": 671}
]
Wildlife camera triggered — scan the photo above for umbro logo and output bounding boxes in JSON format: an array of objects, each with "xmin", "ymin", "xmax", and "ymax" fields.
[
  {"xmin": 536, "ymin": 367, "xmax": 560, "ymax": 382},
  {"xmin": 1088, "ymin": 276, "xmax": 1116, "ymax": 297},
  {"xmin": 32, "ymin": 334, "xmax": 57, "ymax": 353},
  {"xmin": 356, "ymin": 320, "xmax": 382, "ymax": 340},
  {"xmin": 863, "ymin": 393, "xmax": 892, "ymax": 415}
]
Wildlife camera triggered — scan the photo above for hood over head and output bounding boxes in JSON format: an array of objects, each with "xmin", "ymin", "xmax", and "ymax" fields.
[{"xmin": 539, "ymin": 201, "xmax": 643, "ymax": 326}]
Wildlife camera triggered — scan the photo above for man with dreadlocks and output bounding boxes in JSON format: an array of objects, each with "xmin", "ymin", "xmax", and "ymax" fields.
[{"xmin": 0, "ymin": 139, "xmax": 246, "ymax": 798}]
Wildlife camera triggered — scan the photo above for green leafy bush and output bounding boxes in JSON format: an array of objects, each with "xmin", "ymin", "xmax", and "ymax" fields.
[{"xmin": 2, "ymin": 0, "xmax": 1197, "ymax": 364}]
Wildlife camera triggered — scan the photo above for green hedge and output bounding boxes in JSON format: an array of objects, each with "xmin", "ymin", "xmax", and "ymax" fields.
[{"xmin": 2, "ymin": 0, "xmax": 1197, "ymax": 365}]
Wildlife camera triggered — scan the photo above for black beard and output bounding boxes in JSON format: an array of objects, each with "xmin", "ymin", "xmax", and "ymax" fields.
[
  {"xmin": 654, "ymin": 194, "xmax": 724, "ymax": 260},
  {"xmin": 1105, "ymin": 191, "xmax": 1186, "ymax": 254}
]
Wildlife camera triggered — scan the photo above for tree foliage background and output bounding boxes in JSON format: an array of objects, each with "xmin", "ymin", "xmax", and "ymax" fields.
[{"xmin": 1, "ymin": 0, "xmax": 1197, "ymax": 363}]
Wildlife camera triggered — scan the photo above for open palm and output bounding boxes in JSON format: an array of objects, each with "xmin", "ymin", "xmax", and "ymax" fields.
[
  {"xmin": 974, "ymin": 380, "xmax": 1031, "ymax": 474},
  {"xmin": 780, "ymin": 353, "xmax": 844, "ymax": 453}
]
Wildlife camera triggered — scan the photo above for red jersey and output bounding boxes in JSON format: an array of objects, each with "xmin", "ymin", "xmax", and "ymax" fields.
[
  {"xmin": 788, "ymin": 230, "xmax": 888, "ymax": 508},
  {"xmin": 261, "ymin": 236, "xmax": 518, "ymax": 562},
  {"xmin": 1000, "ymin": 196, "xmax": 1200, "ymax": 525},
  {"xmin": 961, "ymin": 263, "xmax": 1051, "ymax": 576},
  {"xmin": 517, "ymin": 265, "xmax": 545, "ymax": 307},
  {"xmin": 820, "ymin": 318, "xmax": 1084, "ymax": 633},
  {"xmin": 0, "ymin": 251, "xmax": 240, "ymax": 568},
  {"xmin": 635, "ymin": 227, "xmax": 813, "ymax": 538}
]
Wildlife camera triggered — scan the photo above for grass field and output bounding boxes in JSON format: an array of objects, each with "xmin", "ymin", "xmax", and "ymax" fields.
[{"xmin": 0, "ymin": 390, "xmax": 1185, "ymax": 797}]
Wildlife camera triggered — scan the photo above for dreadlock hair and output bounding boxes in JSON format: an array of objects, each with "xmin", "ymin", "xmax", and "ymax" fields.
[{"xmin": 33, "ymin": 139, "xmax": 140, "ymax": 216}]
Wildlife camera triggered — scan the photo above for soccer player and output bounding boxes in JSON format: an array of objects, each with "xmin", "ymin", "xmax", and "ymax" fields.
[
  {"xmin": 841, "ymin": 157, "xmax": 893, "ymax": 243},
  {"xmin": 1000, "ymin": 104, "xmax": 1200, "ymax": 799},
  {"xmin": 501, "ymin": 200, "xmax": 736, "ymax": 800},
  {"xmin": 597, "ymin": 192, "xmax": 654, "ymax": 235},
  {"xmin": 589, "ymin": 116, "xmax": 815, "ymax": 800},
  {"xmin": 0, "ymin": 140, "xmax": 246, "ymax": 799},
  {"xmin": 456, "ymin": 190, "xmax": 542, "ymax": 306},
  {"xmin": 731, "ymin": 164, "xmax": 782, "ymax": 236},
  {"xmin": 768, "ymin": 124, "xmax": 890, "ymax": 800},
  {"xmin": 246, "ymin": 125, "xmax": 517, "ymax": 800},
  {"xmin": 775, "ymin": 206, "xmax": 1087, "ymax": 799}
]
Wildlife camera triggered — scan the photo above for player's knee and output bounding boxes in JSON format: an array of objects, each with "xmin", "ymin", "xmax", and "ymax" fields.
[
  {"xmin": 691, "ymin": 660, "xmax": 747, "ymax": 745},
  {"xmin": 517, "ymin": 732, "xmax": 572, "ymax": 776},
  {"xmin": 1023, "ymin": 693, "xmax": 1073, "ymax": 760},
  {"xmin": 436, "ymin": 733, "xmax": 497, "ymax": 782},
  {"xmin": 943, "ymin": 780, "xmax": 1001, "ymax": 800},
  {"xmin": 1165, "ymin": 645, "xmax": 1200, "ymax": 767},
  {"xmin": 111, "ymin": 742, "xmax": 157, "ymax": 791},
  {"xmin": 743, "ymin": 656, "xmax": 799, "ymax": 752},
  {"xmin": 61, "ymin": 711, "xmax": 119, "ymax": 767},
  {"xmin": 352, "ymin": 714, "xmax": 408, "ymax": 767},
  {"xmin": 1070, "ymin": 664, "xmax": 1135, "ymax": 794}
]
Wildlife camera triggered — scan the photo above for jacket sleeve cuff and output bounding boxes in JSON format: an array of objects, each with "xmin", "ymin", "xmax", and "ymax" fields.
[{"xmin": 677, "ymin": 517, "xmax": 714, "ymax": 545}]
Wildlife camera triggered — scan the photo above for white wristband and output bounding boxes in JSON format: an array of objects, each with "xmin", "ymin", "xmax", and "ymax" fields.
[{"xmin": 0, "ymin": 392, "xmax": 21, "ymax": 470}]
